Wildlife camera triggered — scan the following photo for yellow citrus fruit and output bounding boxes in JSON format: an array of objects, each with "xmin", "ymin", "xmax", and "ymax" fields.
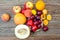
[
  {"xmin": 43, "ymin": 19, "xmax": 48, "ymax": 25},
  {"xmin": 14, "ymin": 13, "xmax": 26, "ymax": 25},
  {"xmin": 43, "ymin": 9, "xmax": 48, "ymax": 14},
  {"xmin": 41, "ymin": 14, "xmax": 46, "ymax": 20},
  {"xmin": 36, "ymin": 0, "xmax": 45, "ymax": 10},
  {"xmin": 47, "ymin": 14, "xmax": 52, "ymax": 21},
  {"xmin": 31, "ymin": 9, "xmax": 36, "ymax": 15}
]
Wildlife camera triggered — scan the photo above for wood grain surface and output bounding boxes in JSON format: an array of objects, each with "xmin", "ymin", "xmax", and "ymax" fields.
[{"xmin": 0, "ymin": 0, "xmax": 60, "ymax": 40}]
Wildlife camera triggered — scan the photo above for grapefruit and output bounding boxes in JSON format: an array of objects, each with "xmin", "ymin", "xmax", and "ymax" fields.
[{"xmin": 14, "ymin": 13, "xmax": 26, "ymax": 25}]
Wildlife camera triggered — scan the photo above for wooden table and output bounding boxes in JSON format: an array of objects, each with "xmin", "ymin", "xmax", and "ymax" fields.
[{"xmin": 0, "ymin": 0, "xmax": 60, "ymax": 40}]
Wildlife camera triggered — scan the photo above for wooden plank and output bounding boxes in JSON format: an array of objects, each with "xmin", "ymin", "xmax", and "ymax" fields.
[
  {"xmin": 0, "ymin": 36, "xmax": 60, "ymax": 40},
  {"xmin": 0, "ymin": 0, "xmax": 60, "ymax": 40}
]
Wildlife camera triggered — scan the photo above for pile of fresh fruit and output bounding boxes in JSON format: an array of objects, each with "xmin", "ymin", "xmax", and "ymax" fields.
[
  {"xmin": 13, "ymin": 1, "xmax": 52, "ymax": 31},
  {"xmin": 1, "ymin": 0, "xmax": 52, "ymax": 39}
]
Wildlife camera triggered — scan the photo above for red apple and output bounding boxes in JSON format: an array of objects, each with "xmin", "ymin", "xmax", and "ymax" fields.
[
  {"xmin": 13, "ymin": 6, "xmax": 21, "ymax": 14},
  {"xmin": 24, "ymin": 9, "xmax": 32, "ymax": 17},
  {"xmin": 24, "ymin": 2, "xmax": 34, "ymax": 9}
]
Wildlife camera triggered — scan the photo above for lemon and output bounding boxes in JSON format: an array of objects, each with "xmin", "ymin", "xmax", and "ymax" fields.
[
  {"xmin": 31, "ymin": 10, "xmax": 36, "ymax": 15},
  {"xmin": 47, "ymin": 14, "xmax": 52, "ymax": 20},
  {"xmin": 43, "ymin": 19, "xmax": 48, "ymax": 25},
  {"xmin": 43, "ymin": 9, "xmax": 48, "ymax": 14}
]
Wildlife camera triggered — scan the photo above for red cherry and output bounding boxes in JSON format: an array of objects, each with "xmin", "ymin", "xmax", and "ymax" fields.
[
  {"xmin": 37, "ymin": 24, "xmax": 42, "ymax": 29},
  {"xmin": 43, "ymin": 26, "xmax": 48, "ymax": 32},
  {"xmin": 27, "ymin": 20, "xmax": 33, "ymax": 26},
  {"xmin": 30, "ymin": 15, "xmax": 35, "ymax": 20},
  {"xmin": 31, "ymin": 25, "xmax": 38, "ymax": 32},
  {"xmin": 37, "ymin": 11, "xmax": 42, "ymax": 16},
  {"xmin": 34, "ymin": 21, "xmax": 39, "ymax": 25},
  {"xmin": 38, "ymin": 20, "xmax": 42, "ymax": 24}
]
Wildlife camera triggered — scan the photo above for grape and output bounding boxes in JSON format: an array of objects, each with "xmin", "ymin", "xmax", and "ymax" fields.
[{"xmin": 36, "ymin": 16, "xmax": 40, "ymax": 20}]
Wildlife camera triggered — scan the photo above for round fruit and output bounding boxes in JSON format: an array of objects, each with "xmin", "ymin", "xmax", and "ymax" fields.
[
  {"xmin": 31, "ymin": 25, "xmax": 38, "ymax": 32},
  {"xmin": 38, "ymin": 20, "xmax": 42, "ymax": 24},
  {"xmin": 1, "ymin": 13, "xmax": 10, "ymax": 22},
  {"xmin": 41, "ymin": 14, "xmax": 46, "ymax": 20},
  {"xmin": 37, "ymin": 24, "xmax": 42, "ymax": 29},
  {"xmin": 15, "ymin": 25, "xmax": 30, "ymax": 39},
  {"xmin": 30, "ymin": 15, "xmax": 35, "ymax": 20},
  {"xmin": 37, "ymin": 11, "xmax": 42, "ymax": 16},
  {"xmin": 36, "ymin": 16, "xmax": 40, "ymax": 20},
  {"xmin": 42, "ymin": 26, "xmax": 48, "ymax": 31},
  {"xmin": 31, "ymin": 9, "xmax": 36, "ymax": 15},
  {"xmin": 47, "ymin": 14, "xmax": 52, "ymax": 20},
  {"xmin": 43, "ymin": 9, "xmax": 48, "ymax": 14},
  {"xmin": 36, "ymin": 0, "xmax": 45, "ymax": 10},
  {"xmin": 43, "ymin": 19, "xmax": 48, "ymax": 25},
  {"xmin": 13, "ymin": 6, "xmax": 21, "ymax": 14},
  {"xmin": 27, "ymin": 20, "xmax": 33, "ymax": 26},
  {"xmin": 14, "ymin": 13, "xmax": 26, "ymax": 25},
  {"xmin": 34, "ymin": 21, "xmax": 39, "ymax": 25},
  {"xmin": 24, "ymin": 1, "xmax": 34, "ymax": 9},
  {"xmin": 24, "ymin": 9, "xmax": 32, "ymax": 17}
]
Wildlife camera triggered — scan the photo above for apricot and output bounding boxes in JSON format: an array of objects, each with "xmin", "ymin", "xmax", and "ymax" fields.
[{"xmin": 1, "ymin": 13, "xmax": 10, "ymax": 22}]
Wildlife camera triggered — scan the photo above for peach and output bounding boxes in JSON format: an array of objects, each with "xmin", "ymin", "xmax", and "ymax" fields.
[
  {"xmin": 1, "ymin": 13, "xmax": 10, "ymax": 22},
  {"xmin": 24, "ymin": 9, "xmax": 32, "ymax": 17}
]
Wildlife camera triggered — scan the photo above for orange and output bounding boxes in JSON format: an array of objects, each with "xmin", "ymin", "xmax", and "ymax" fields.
[
  {"xmin": 36, "ymin": 0, "xmax": 45, "ymax": 10},
  {"xmin": 14, "ymin": 13, "xmax": 26, "ymax": 25}
]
